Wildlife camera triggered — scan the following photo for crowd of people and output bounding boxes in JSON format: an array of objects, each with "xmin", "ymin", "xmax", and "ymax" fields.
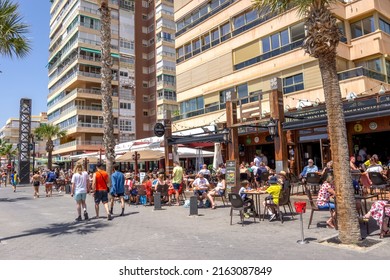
[{"xmin": 1, "ymin": 145, "xmax": 388, "ymax": 234}]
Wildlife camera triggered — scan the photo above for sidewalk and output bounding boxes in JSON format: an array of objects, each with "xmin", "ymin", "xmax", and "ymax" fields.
[{"xmin": 0, "ymin": 184, "xmax": 389, "ymax": 260}]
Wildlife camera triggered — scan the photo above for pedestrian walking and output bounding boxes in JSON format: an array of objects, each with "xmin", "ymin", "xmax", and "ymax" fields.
[
  {"xmin": 11, "ymin": 170, "xmax": 19, "ymax": 192},
  {"xmin": 109, "ymin": 164, "xmax": 125, "ymax": 216},
  {"xmin": 71, "ymin": 163, "xmax": 90, "ymax": 222},
  {"xmin": 31, "ymin": 171, "xmax": 41, "ymax": 198},
  {"xmin": 45, "ymin": 169, "xmax": 56, "ymax": 197},
  {"xmin": 91, "ymin": 162, "xmax": 112, "ymax": 220}
]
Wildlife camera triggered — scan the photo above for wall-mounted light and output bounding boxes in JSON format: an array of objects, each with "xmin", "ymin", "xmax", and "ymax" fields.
[
  {"xmin": 267, "ymin": 118, "xmax": 278, "ymax": 138},
  {"xmin": 296, "ymin": 100, "xmax": 312, "ymax": 110},
  {"xmin": 313, "ymin": 98, "xmax": 321, "ymax": 107},
  {"xmin": 346, "ymin": 91, "xmax": 357, "ymax": 101},
  {"xmin": 378, "ymin": 84, "xmax": 387, "ymax": 95},
  {"xmin": 284, "ymin": 105, "xmax": 291, "ymax": 113}
]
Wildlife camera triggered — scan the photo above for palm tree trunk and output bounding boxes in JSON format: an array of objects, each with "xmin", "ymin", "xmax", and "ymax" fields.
[
  {"xmin": 100, "ymin": 1, "xmax": 115, "ymax": 177},
  {"xmin": 47, "ymin": 139, "xmax": 54, "ymax": 170},
  {"xmin": 318, "ymin": 54, "xmax": 361, "ymax": 243}
]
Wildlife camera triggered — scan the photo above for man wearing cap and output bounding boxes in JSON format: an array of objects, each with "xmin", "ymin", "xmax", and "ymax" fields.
[{"xmin": 259, "ymin": 176, "xmax": 282, "ymax": 221}]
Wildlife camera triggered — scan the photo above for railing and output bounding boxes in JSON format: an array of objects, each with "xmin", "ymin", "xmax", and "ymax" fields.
[
  {"xmin": 234, "ymin": 38, "xmax": 304, "ymax": 70},
  {"xmin": 54, "ymin": 140, "xmax": 104, "ymax": 151},
  {"xmin": 157, "ymin": 95, "xmax": 177, "ymax": 101},
  {"xmin": 338, "ymin": 67, "xmax": 386, "ymax": 82}
]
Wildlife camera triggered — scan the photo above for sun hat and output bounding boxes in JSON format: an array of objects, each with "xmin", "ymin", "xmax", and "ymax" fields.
[
  {"xmin": 278, "ymin": 171, "xmax": 287, "ymax": 177},
  {"xmin": 125, "ymin": 173, "xmax": 131, "ymax": 179},
  {"xmin": 268, "ymin": 176, "xmax": 278, "ymax": 184}
]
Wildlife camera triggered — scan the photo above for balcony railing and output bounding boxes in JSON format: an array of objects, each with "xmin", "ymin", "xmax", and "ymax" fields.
[
  {"xmin": 54, "ymin": 140, "xmax": 104, "ymax": 151},
  {"xmin": 338, "ymin": 67, "xmax": 386, "ymax": 82}
]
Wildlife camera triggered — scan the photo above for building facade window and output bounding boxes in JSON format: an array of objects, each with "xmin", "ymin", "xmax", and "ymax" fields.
[
  {"xmin": 350, "ymin": 16, "xmax": 375, "ymax": 39},
  {"xmin": 379, "ymin": 18, "xmax": 390, "ymax": 35},
  {"xmin": 283, "ymin": 73, "xmax": 304, "ymax": 94}
]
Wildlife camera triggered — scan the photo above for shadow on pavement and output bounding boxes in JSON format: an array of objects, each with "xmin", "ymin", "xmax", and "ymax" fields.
[
  {"xmin": 0, "ymin": 197, "xmax": 34, "ymax": 203},
  {"xmin": 0, "ymin": 220, "xmax": 109, "ymax": 242}
]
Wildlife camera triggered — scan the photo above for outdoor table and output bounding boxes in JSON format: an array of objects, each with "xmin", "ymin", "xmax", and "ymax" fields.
[
  {"xmin": 355, "ymin": 193, "xmax": 379, "ymax": 214},
  {"xmin": 244, "ymin": 191, "xmax": 267, "ymax": 219}
]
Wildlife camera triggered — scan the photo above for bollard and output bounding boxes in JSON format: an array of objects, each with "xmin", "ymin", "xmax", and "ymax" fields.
[
  {"xmin": 294, "ymin": 201, "xmax": 308, "ymax": 244},
  {"xmin": 154, "ymin": 192, "xmax": 162, "ymax": 210},
  {"xmin": 189, "ymin": 196, "xmax": 198, "ymax": 216}
]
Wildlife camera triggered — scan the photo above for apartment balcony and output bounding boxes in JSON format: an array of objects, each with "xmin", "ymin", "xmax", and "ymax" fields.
[
  {"xmin": 156, "ymin": 65, "xmax": 176, "ymax": 76},
  {"xmin": 350, "ymin": 31, "xmax": 390, "ymax": 61},
  {"xmin": 50, "ymin": 105, "xmax": 119, "ymax": 123},
  {"xmin": 344, "ymin": 0, "xmax": 389, "ymax": 20},
  {"xmin": 61, "ymin": 122, "xmax": 119, "ymax": 136},
  {"xmin": 53, "ymin": 140, "xmax": 104, "ymax": 154},
  {"xmin": 48, "ymin": 88, "xmax": 118, "ymax": 111},
  {"xmin": 157, "ymin": 81, "xmax": 176, "ymax": 91}
]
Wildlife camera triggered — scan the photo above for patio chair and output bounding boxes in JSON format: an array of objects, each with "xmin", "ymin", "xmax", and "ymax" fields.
[
  {"xmin": 279, "ymin": 180, "xmax": 295, "ymax": 219},
  {"xmin": 306, "ymin": 172, "xmax": 322, "ymax": 194},
  {"xmin": 304, "ymin": 185, "xmax": 336, "ymax": 229},
  {"xmin": 228, "ymin": 193, "xmax": 256, "ymax": 226},
  {"xmin": 211, "ymin": 188, "xmax": 227, "ymax": 206},
  {"xmin": 369, "ymin": 172, "xmax": 389, "ymax": 200},
  {"xmin": 288, "ymin": 172, "xmax": 304, "ymax": 195}
]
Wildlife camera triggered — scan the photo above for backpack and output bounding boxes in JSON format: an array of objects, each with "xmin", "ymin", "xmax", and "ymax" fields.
[{"xmin": 47, "ymin": 172, "xmax": 56, "ymax": 182}]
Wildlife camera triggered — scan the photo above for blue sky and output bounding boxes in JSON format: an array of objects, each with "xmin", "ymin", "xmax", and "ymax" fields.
[{"xmin": 0, "ymin": 0, "xmax": 51, "ymax": 126}]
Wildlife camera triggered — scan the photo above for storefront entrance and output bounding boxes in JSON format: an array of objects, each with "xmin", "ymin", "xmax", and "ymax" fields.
[{"xmin": 352, "ymin": 131, "xmax": 390, "ymax": 162}]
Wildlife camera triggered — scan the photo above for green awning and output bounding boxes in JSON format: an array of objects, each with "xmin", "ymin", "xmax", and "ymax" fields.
[
  {"xmin": 80, "ymin": 47, "xmax": 119, "ymax": 58},
  {"xmin": 80, "ymin": 47, "xmax": 100, "ymax": 54}
]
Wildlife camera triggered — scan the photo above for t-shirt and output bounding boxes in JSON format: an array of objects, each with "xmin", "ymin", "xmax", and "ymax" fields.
[
  {"xmin": 71, "ymin": 171, "xmax": 89, "ymax": 195},
  {"xmin": 239, "ymin": 186, "xmax": 247, "ymax": 200},
  {"xmin": 46, "ymin": 171, "xmax": 56, "ymax": 183},
  {"xmin": 193, "ymin": 177, "xmax": 209, "ymax": 190},
  {"xmin": 95, "ymin": 170, "xmax": 109, "ymax": 191},
  {"xmin": 111, "ymin": 171, "xmax": 125, "ymax": 194},
  {"xmin": 172, "ymin": 166, "xmax": 183, "ymax": 184},
  {"xmin": 266, "ymin": 184, "xmax": 282, "ymax": 205}
]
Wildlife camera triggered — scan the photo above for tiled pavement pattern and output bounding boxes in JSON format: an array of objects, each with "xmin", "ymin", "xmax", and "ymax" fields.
[{"xmin": 0, "ymin": 185, "xmax": 389, "ymax": 260}]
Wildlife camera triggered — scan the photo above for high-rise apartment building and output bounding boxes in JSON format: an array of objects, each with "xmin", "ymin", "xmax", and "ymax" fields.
[
  {"xmin": 0, "ymin": 113, "xmax": 48, "ymax": 167},
  {"xmin": 47, "ymin": 0, "xmax": 178, "ymax": 158},
  {"xmin": 173, "ymin": 0, "xmax": 390, "ymax": 171}
]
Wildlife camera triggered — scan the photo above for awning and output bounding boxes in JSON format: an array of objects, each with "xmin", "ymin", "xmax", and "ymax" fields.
[
  {"xmin": 80, "ymin": 47, "xmax": 120, "ymax": 58},
  {"xmin": 168, "ymin": 133, "xmax": 225, "ymax": 145},
  {"xmin": 76, "ymin": 157, "xmax": 100, "ymax": 164},
  {"xmin": 116, "ymin": 149, "xmax": 164, "ymax": 162}
]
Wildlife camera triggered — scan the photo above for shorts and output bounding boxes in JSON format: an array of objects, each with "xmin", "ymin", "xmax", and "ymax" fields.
[
  {"xmin": 74, "ymin": 193, "xmax": 87, "ymax": 201},
  {"xmin": 33, "ymin": 181, "xmax": 40, "ymax": 187},
  {"xmin": 130, "ymin": 189, "xmax": 138, "ymax": 196},
  {"xmin": 45, "ymin": 182, "xmax": 53, "ymax": 187},
  {"xmin": 173, "ymin": 183, "xmax": 181, "ymax": 190},
  {"xmin": 318, "ymin": 202, "xmax": 335, "ymax": 210},
  {"xmin": 94, "ymin": 190, "xmax": 108, "ymax": 204},
  {"xmin": 112, "ymin": 192, "xmax": 124, "ymax": 197},
  {"xmin": 216, "ymin": 190, "xmax": 224, "ymax": 196},
  {"xmin": 194, "ymin": 190, "xmax": 207, "ymax": 196}
]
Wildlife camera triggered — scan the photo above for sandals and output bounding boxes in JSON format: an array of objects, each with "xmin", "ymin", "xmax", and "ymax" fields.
[{"xmin": 211, "ymin": 205, "xmax": 216, "ymax": 210}]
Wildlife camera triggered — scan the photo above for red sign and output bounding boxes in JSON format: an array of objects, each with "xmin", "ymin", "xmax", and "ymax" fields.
[{"xmin": 7, "ymin": 164, "xmax": 12, "ymax": 169}]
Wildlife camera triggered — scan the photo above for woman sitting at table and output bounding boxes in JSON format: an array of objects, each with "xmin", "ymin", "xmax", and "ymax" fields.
[
  {"xmin": 361, "ymin": 200, "xmax": 390, "ymax": 237},
  {"xmin": 316, "ymin": 174, "xmax": 336, "ymax": 228},
  {"xmin": 207, "ymin": 172, "xmax": 226, "ymax": 209}
]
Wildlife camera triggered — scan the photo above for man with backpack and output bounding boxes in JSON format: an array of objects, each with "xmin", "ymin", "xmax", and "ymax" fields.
[{"xmin": 45, "ymin": 169, "xmax": 57, "ymax": 197}]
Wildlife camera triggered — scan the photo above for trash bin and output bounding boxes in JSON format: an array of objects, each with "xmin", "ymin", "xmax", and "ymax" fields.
[
  {"xmin": 294, "ymin": 201, "xmax": 308, "ymax": 244},
  {"xmin": 294, "ymin": 201, "xmax": 306, "ymax": 214}
]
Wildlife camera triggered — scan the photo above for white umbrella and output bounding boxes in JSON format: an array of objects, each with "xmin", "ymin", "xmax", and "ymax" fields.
[{"xmin": 213, "ymin": 142, "xmax": 223, "ymax": 170}]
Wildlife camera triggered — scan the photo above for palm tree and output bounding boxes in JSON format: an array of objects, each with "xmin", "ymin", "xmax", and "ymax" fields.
[
  {"xmin": 34, "ymin": 124, "xmax": 67, "ymax": 170},
  {"xmin": 98, "ymin": 0, "xmax": 116, "ymax": 177},
  {"xmin": 253, "ymin": 0, "xmax": 360, "ymax": 244},
  {"xmin": 0, "ymin": 140, "xmax": 17, "ymax": 184},
  {"xmin": 0, "ymin": 0, "xmax": 31, "ymax": 59}
]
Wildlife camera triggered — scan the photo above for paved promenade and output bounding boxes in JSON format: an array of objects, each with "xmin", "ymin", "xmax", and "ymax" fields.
[{"xmin": 0, "ymin": 185, "xmax": 389, "ymax": 260}]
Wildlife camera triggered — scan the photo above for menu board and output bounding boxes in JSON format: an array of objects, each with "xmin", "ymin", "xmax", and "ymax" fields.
[{"xmin": 225, "ymin": 160, "xmax": 236, "ymax": 192}]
